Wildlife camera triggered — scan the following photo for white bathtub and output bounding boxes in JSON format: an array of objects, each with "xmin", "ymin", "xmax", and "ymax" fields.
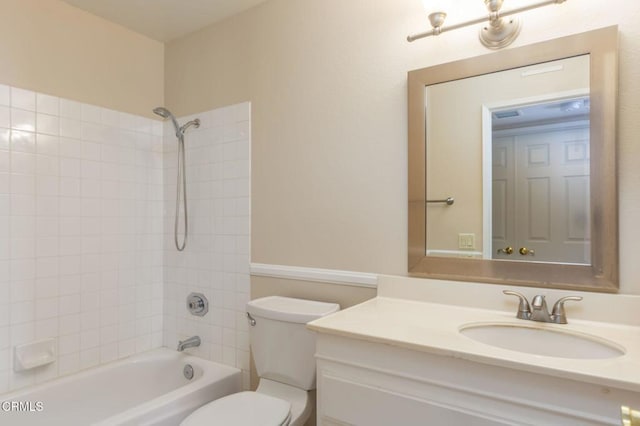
[{"xmin": 0, "ymin": 348, "xmax": 241, "ymax": 425}]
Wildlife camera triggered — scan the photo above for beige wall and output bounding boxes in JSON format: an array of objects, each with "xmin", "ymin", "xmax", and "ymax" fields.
[
  {"xmin": 0, "ymin": 0, "xmax": 164, "ymax": 117},
  {"xmin": 165, "ymin": 0, "xmax": 640, "ymax": 294}
]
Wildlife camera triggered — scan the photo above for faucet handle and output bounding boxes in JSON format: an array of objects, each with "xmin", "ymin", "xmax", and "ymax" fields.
[
  {"xmin": 531, "ymin": 294, "xmax": 547, "ymax": 309},
  {"xmin": 503, "ymin": 290, "xmax": 531, "ymax": 320},
  {"xmin": 551, "ymin": 296, "xmax": 583, "ymax": 324}
]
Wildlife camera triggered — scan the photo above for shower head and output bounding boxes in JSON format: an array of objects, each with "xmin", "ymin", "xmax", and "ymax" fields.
[
  {"xmin": 152, "ymin": 106, "xmax": 171, "ymax": 119},
  {"xmin": 153, "ymin": 106, "xmax": 182, "ymax": 138},
  {"xmin": 153, "ymin": 106, "xmax": 200, "ymax": 139}
]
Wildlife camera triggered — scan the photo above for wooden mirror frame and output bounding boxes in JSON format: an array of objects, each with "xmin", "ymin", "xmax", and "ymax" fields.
[{"xmin": 408, "ymin": 26, "xmax": 619, "ymax": 292}]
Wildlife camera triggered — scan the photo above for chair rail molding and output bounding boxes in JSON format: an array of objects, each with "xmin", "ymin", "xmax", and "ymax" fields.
[{"xmin": 250, "ymin": 263, "xmax": 378, "ymax": 288}]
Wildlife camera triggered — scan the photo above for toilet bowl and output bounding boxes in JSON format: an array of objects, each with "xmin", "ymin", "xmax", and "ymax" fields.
[{"xmin": 180, "ymin": 296, "xmax": 339, "ymax": 426}]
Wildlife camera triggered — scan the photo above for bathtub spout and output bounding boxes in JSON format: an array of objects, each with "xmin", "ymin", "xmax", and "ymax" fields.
[{"xmin": 177, "ymin": 336, "xmax": 201, "ymax": 352}]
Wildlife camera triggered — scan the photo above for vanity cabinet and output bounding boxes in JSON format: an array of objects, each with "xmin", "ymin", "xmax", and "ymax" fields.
[{"xmin": 315, "ymin": 334, "xmax": 639, "ymax": 426}]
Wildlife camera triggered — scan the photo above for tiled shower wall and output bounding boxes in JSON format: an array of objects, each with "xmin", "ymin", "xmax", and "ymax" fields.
[
  {"xmin": 0, "ymin": 85, "xmax": 164, "ymax": 393},
  {"xmin": 162, "ymin": 103, "xmax": 251, "ymax": 388}
]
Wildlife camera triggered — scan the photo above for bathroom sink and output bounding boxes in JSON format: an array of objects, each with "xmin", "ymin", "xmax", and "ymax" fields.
[{"xmin": 459, "ymin": 323, "xmax": 625, "ymax": 359}]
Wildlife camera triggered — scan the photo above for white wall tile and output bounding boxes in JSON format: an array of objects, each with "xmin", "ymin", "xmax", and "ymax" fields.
[
  {"xmin": 34, "ymin": 277, "xmax": 58, "ymax": 299},
  {"xmin": 35, "ymin": 298, "xmax": 59, "ymax": 320},
  {"xmin": 11, "ymin": 130, "xmax": 36, "ymax": 153},
  {"xmin": 11, "ymin": 152, "xmax": 36, "ymax": 175},
  {"xmin": 0, "ymin": 175, "xmax": 9, "ymax": 195},
  {"xmin": 36, "ymin": 134, "xmax": 59, "ymax": 156},
  {"xmin": 36, "ymin": 114, "xmax": 60, "ymax": 136},
  {"xmin": 0, "ymin": 129, "xmax": 10, "ymax": 151},
  {"xmin": 101, "ymin": 109, "xmax": 119, "ymax": 128},
  {"xmin": 81, "ymin": 104, "xmax": 101, "ymax": 124},
  {"xmin": 59, "ymin": 99, "xmax": 81, "ymax": 120},
  {"xmin": 0, "ymin": 106, "xmax": 10, "ymax": 128},
  {"xmin": 36, "ymin": 155, "xmax": 59, "ymax": 176},
  {"xmin": 0, "ymin": 151, "xmax": 8, "ymax": 174},
  {"xmin": 36, "ymin": 94, "xmax": 59, "ymax": 116},
  {"xmin": 80, "ymin": 348, "xmax": 100, "ymax": 369},
  {"xmin": 34, "ymin": 317, "xmax": 58, "ymax": 339},
  {"xmin": 10, "ymin": 280, "xmax": 34, "ymax": 302},
  {"xmin": 2, "ymin": 87, "xmax": 249, "ymax": 393},
  {"xmin": 2, "ymin": 85, "xmax": 164, "ymax": 391},
  {"xmin": 10, "ymin": 172, "xmax": 36, "ymax": 195},
  {"xmin": 58, "ymin": 352, "xmax": 79, "ymax": 376},
  {"xmin": 163, "ymin": 103, "xmax": 251, "ymax": 388},
  {"xmin": 11, "ymin": 109, "xmax": 36, "ymax": 132},
  {"xmin": 11, "ymin": 88, "xmax": 36, "ymax": 112},
  {"xmin": 60, "ymin": 158, "xmax": 80, "ymax": 177},
  {"xmin": 59, "ymin": 118, "xmax": 82, "ymax": 139},
  {"xmin": 0, "ymin": 85, "xmax": 10, "ymax": 107}
]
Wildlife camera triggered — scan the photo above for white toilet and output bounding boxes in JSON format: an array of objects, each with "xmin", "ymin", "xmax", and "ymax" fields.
[{"xmin": 181, "ymin": 296, "xmax": 340, "ymax": 426}]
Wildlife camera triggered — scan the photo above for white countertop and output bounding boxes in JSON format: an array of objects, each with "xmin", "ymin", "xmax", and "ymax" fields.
[{"xmin": 308, "ymin": 296, "xmax": 640, "ymax": 393}]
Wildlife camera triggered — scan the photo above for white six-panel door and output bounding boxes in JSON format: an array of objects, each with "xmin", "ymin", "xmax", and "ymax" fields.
[{"xmin": 492, "ymin": 126, "xmax": 590, "ymax": 264}]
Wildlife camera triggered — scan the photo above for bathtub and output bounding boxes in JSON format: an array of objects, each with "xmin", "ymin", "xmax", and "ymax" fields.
[{"xmin": 0, "ymin": 348, "xmax": 241, "ymax": 425}]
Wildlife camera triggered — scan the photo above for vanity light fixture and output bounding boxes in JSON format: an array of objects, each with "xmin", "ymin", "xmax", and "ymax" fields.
[{"xmin": 408, "ymin": 0, "xmax": 568, "ymax": 49}]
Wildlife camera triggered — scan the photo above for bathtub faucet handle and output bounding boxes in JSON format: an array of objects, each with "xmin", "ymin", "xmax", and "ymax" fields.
[{"xmin": 186, "ymin": 293, "xmax": 208, "ymax": 317}]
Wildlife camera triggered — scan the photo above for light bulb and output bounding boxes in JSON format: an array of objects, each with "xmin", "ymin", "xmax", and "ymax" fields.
[{"xmin": 423, "ymin": 0, "xmax": 448, "ymax": 30}]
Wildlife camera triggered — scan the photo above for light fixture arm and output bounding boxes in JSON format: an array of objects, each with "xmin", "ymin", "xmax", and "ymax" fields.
[{"xmin": 407, "ymin": 0, "xmax": 567, "ymax": 48}]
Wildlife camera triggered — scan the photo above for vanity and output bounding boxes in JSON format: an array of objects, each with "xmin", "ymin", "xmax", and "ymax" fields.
[
  {"xmin": 308, "ymin": 277, "xmax": 640, "ymax": 425},
  {"xmin": 308, "ymin": 25, "xmax": 638, "ymax": 425}
]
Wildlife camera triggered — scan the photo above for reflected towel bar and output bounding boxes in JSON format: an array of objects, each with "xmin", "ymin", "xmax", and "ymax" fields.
[{"xmin": 426, "ymin": 197, "xmax": 455, "ymax": 206}]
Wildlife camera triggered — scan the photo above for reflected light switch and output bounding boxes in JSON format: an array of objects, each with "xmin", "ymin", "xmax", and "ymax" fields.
[{"xmin": 459, "ymin": 233, "xmax": 475, "ymax": 249}]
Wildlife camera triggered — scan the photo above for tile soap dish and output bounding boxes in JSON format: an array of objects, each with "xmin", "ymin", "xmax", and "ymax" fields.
[{"xmin": 14, "ymin": 338, "xmax": 56, "ymax": 372}]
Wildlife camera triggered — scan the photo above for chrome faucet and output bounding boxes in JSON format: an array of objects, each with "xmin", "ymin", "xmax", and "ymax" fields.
[
  {"xmin": 530, "ymin": 295, "xmax": 553, "ymax": 322},
  {"xmin": 503, "ymin": 290, "xmax": 582, "ymax": 324},
  {"xmin": 177, "ymin": 336, "xmax": 201, "ymax": 352}
]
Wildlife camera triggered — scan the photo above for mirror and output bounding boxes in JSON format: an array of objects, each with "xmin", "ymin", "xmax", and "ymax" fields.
[
  {"xmin": 426, "ymin": 55, "xmax": 591, "ymax": 265},
  {"xmin": 408, "ymin": 27, "xmax": 618, "ymax": 292}
]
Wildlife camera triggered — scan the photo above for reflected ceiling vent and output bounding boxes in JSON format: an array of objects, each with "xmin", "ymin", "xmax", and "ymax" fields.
[{"xmin": 493, "ymin": 110, "xmax": 521, "ymax": 119}]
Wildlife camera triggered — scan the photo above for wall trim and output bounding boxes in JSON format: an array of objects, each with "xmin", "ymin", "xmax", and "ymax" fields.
[
  {"xmin": 250, "ymin": 263, "xmax": 378, "ymax": 288},
  {"xmin": 426, "ymin": 249, "xmax": 482, "ymax": 258}
]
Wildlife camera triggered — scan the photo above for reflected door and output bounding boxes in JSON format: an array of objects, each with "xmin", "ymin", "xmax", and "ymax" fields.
[
  {"xmin": 492, "ymin": 137, "xmax": 515, "ymax": 260},
  {"xmin": 493, "ymin": 126, "xmax": 590, "ymax": 264}
]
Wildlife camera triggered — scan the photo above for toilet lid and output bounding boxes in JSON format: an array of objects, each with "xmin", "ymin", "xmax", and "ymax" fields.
[{"xmin": 181, "ymin": 392, "xmax": 291, "ymax": 426}]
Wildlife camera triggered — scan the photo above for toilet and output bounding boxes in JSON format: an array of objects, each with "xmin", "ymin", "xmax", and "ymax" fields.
[{"xmin": 181, "ymin": 296, "xmax": 340, "ymax": 426}]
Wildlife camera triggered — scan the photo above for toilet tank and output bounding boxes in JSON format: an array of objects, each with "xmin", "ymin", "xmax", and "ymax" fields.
[{"xmin": 247, "ymin": 296, "xmax": 340, "ymax": 391}]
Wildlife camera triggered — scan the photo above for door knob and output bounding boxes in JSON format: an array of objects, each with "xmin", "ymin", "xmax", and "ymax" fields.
[
  {"xmin": 519, "ymin": 247, "xmax": 535, "ymax": 256},
  {"xmin": 497, "ymin": 246, "xmax": 513, "ymax": 255}
]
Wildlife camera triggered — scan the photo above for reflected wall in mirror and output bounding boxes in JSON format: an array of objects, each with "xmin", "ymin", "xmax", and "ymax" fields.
[
  {"xmin": 426, "ymin": 55, "xmax": 591, "ymax": 265},
  {"xmin": 408, "ymin": 27, "xmax": 618, "ymax": 292}
]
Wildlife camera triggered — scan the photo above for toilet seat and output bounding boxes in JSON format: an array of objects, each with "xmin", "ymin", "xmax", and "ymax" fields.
[{"xmin": 180, "ymin": 391, "xmax": 292, "ymax": 426}]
